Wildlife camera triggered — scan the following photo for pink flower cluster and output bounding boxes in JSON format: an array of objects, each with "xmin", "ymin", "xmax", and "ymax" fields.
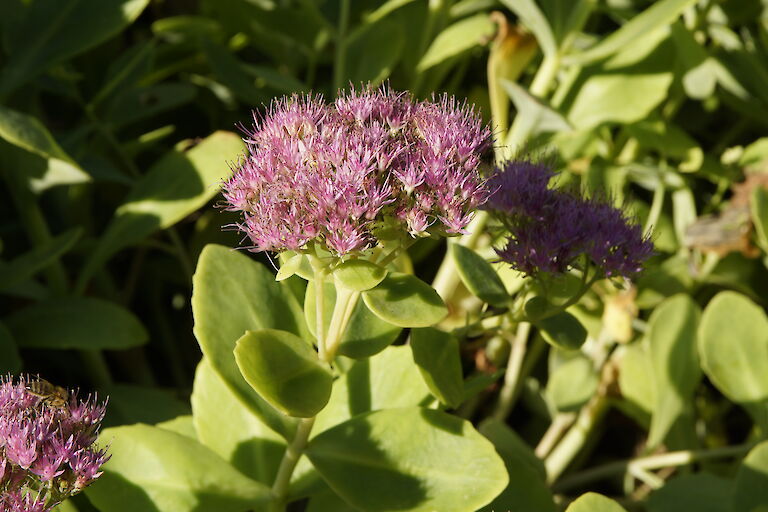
[
  {"xmin": 222, "ymin": 87, "xmax": 492, "ymax": 255},
  {"xmin": 0, "ymin": 376, "xmax": 109, "ymax": 512}
]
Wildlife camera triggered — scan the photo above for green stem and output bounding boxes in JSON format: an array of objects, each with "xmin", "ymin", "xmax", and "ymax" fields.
[
  {"xmin": 268, "ymin": 417, "xmax": 316, "ymax": 512},
  {"xmin": 323, "ymin": 285, "xmax": 359, "ymax": 363},
  {"xmin": 492, "ymin": 322, "xmax": 530, "ymax": 420},
  {"xmin": 332, "ymin": 0, "xmax": 351, "ymax": 93},
  {"xmin": 166, "ymin": 226, "xmax": 194, "ymax": 284},
  {"xmin": 545, "ymin": 392, "xmax": 609, "ymax": 483},
  {"xmin": 553, "ymin": 443, "xmax": 753, "ymax": 492}
]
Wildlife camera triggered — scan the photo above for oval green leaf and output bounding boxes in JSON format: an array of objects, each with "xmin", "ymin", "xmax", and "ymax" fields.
[
  {"xmin": 647, "ymin": 294, "xmax": 701, "ymax": 448},
  {"xmin": 451, "ymin": 244, "xmax": 509, "ymax": 307},
  {"xmin": 333, "ymin": 259, "xmax": 387, "ymax": 292},
  {"xmin": 535, "ymin": 311, "xmax": 587, "ymax": 351},
  {"xmin": 698, "ymin": 291, "xmax": 768, "ymax": 429},
  {"xmin": 565, "ymin": 493, "xmax": 628, "ymax": 512},
  {"xmin": 85, "ymin": 424, "xmax": 270, "ymax": 512},
  {"xmin": 192, "ymin": 244, "xmax": 308, "ymax": 439},
  {"xmin": 192, "ymin": 357, "xmax": 284, "ymax": 483},
  {"xmin": 0, "ymin": 227, "xmax": 81, "ymax": 292},
  {"xmin": 362, "ymin": 273, "xmax": 447, "ymax": 328},
  {"xmin": 306, "ymin": 407, "xmax": 508, "ymax": 512},
  {"xmin": 732, "ymin": 441, "xmax": 768, "ymax": 512},
  {"xmin": 417, "ymin": 13, "xmax": 496, "ymax": 71},
  {"xmin": 410, "ymin": 328, "xmax": 464, "ymax": 408},
  {"xmin": 235, "ymin": 329, "xmax": 332, "ymax": 418},
  {"xmin": 5, "ymin": 297, "xmax": 147, "ymax": 350},
  {"xmin": 546, "ymin": 355, "xmax": 599, "ymax": 412}
]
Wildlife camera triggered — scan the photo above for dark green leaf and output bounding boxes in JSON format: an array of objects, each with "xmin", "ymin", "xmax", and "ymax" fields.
[
  {"xmin": 102, "ymin": 385, "xmax": 191, "ymax": 428},
  {"xmin": 0, "ymin": 228, "xmax": 81, "ymax": 293},
  {"xmin": 733, "ymin": 441, "xmax": 768, "ymax": 512},
  {"xmin": 451, "ymin": 244, "xmax": 509, "ymax": 307},
  {"xmin": 647, "ymin": 294, "xmax": 701, "ymax": 448},
  {"xmin": 0, "ymin": 0, "xmax": 150, "ymax": 96},
  {"xmin": 535, "ymin": 311, "xmax": 587, "ymax": 351},
  {"xmin": 478, "ymin": 419, "xmax": 556, "ymax": 512},
  {"xmin": 5, "ymin": 297, "xmax": 147, "ymax": 350},
  {"xmin": 546, "ymin": 354, "xmax": 598, "ymax": 412},
  {"xmin": 0, "ymin": 322, "xmax": 21, "ymax": 374},
  {"xmin": 410, "ymin": 328, "xmax": 464, "ymax": 408},
  {"xmin": 647, "ymin": 473, "xmax": 732, "ymax": 512},
  {"xmin": 346, "ymin": 19, "xmax": 405, "ymax": 86}
]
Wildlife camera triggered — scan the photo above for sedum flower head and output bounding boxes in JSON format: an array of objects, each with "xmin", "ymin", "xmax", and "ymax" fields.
[
  {"xmin": 485, "ymin": 159, "xmax": 654, "ymax": 277},
  {"xmin": 0, "ymin": 376, "xmax": 109, "ymax": 512},
  {"xmin": 222, "ymin": 86, "xmax": 492, "ymax": 255}
]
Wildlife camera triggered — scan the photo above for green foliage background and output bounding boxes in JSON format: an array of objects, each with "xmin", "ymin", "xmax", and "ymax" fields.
[{"xmin": 2, "ymin": 0, "xmax": 768, "ymax": 511}]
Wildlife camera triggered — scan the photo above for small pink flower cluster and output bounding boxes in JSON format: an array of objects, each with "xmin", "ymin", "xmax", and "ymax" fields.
[
  {"xmin": 222, "ymin": 87, "xmax": 492, "ymax": 255},
  {"xmin": 0, "ymin": 376, "xmax": 109, "ymax": 512}
]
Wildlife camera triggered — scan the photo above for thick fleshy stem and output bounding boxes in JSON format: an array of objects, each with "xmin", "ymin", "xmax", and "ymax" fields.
[
  {"xmin": 492, "ymin": 322, "xmax": 530, "ymax": 421},
  {"xmin": 268, "ymin": 416, "xmax": 316, "ymax": 512}
]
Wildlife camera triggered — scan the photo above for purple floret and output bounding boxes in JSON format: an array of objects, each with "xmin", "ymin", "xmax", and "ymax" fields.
[
  {"xmin": 0, "ymin": 376, "xmax": 110, "ymax": 512},
  {"xmin": 486, "ymin": 159, "xmax": 654, "ymax": 278},
  {"xmin": 222, "ymin": 86, "xmax": 492, "ymax": 255}
]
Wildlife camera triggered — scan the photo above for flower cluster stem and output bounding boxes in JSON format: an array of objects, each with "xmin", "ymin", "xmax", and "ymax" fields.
[
  {"xmin": 492, "ymin": 322, "xmax": 530, "ymax": 420},
  {"xmin": 553, "ymin": 442, "xmax": 754, "ymax": 492},
  {"xmin": 268, "ymin": 416, "xmax": 316, "ymax": 512},
  {"xmin": 332, "ymin": 0, "xmax": 351, "ymax": 92}
]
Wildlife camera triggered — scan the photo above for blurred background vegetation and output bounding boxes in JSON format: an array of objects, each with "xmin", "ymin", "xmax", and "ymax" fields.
[{"xmin": 2, "ymin": 0, "xmax": 768, "ymax": 510}]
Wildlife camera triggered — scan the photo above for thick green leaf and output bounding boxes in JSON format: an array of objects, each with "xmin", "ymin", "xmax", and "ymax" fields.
[
  {"xmin": 5, "ymin": 297, "xmax": 147, "ymax": 350},
  {"xmin": 452, "ymin": 244, "xmax": 509, "ymax": 307},
  {"xmin": 78, "ymin": 131, "xmax": 244, "ymax": 287},
  {"xmin": 417, "ymin": 13, "xmax": 495, "ymax": 71},
  {"xmin": 698, "ymin": 291, "xmax": 768, "ymax": 430},
  {"xmin": 565, "ymin": 0, "xmax": 698, "ymax": 65},
  {"xmin": 0, "ymin": 0, "xmax": 150, "ymax": 96},
  {"xmin": 566, "ymin": 72, "xmax": 673, "ymax": 130},
  {"xmin": 156, "ymin": 415, "xmax": 197, "ymax": 439},
  {"xmin": 647, "ymin": 472, "xmax": 732, "ymax": 512},
  {"xmin": 546, "ymin": 354, "xmax": 598, "ymax": 412},
  {"xmin": 313, "ymin": 346, "xmax": 432, "ymax": 436},
  {"xmin": 192, "ymin": 357, "xmax": 284, "ymax": 484},
  {"xmin": 306, "ymin": 407, "xmax": 508, "ymax": 512},
  {"xmin": 333, "ymin": 260, "xmax": 387, "ymax": 292},
  {"xmin": 535, "ymin": 311, "xmax": 587, "ymax": 351},
  {"xmin": 305, "ymin": 281, "xmax": 401, "ymax": 359},
  {"xmin": 0, "ymin": 322, "xmax": 21, "ymax": 374},
  {"xmin": 346, "ymin": 19, "xmax": 405, "ymax": 86},
  {"xmin": 647, "ymin": 294, "xmax": 701, "ymax": 448},
  {"xmin": 102, "ymin": 385, "xmax": 191, "ymax": 428},
  {"xmin": 192, "ymin": 244, "xmax": 308, "ymax": 439},
  {"xmin": 85, "ymin": 424, "xmax": 270, "ymax": 512},
  {"xmin": 307, "ymin": 491, "xmax": 359, "ymax": 512},
  {"xmin": 410, "ymin": 328, "xmax": 464, "ymax": 408},
  {"xmin": 478, "ymin": 419, "xmax": 556, "ymax": 512},
  {"xmin": 499, "ymin": 0, "xmax": 557, "ymax": 56},
  {"xmin": 362, "ymin": 273, "xmax": 447, "ymax": 328},
  {"xmin": 565, "ymin": 493, "xmax": 628, "ymax": 512},
  {"xmin": 202, "ymin": 40, "xmax": 267, "ymax": 105},
  {"xmin": 235, "ymin": 329, "xmax": 332, "ymax": 418},
  {"xmin": 104, "ymin": 83, "xmax": 197, "ymax": 127},
  {"xmin": 617, "ymin": 341, "xmax": 655, "ymax": 425},
  {"xmin": 733, "ymin": 441, "xmax": 768, "ymax": 512}
]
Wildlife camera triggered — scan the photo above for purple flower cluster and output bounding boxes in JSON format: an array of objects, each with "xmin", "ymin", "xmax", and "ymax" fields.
[
  {"xmin": 486, "ymin": 159, "xmax": 654, "ymax": 277},
  {"xmin": 222, "ymin": 87, "xmax": 492, "ymax": 255},
  {"xmin": 0, "ymin": 376, "xmax": 109, "ymax": 511}
]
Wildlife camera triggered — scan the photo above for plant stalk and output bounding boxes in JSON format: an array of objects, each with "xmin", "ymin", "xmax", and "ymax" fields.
[
  {"xmin": 268, "ymin": 416, "xmax": 316, "ymax": 512},
  {"xmin": 332, "ymin": 0, "xmax": 351, "ymax": 93},
  {"xmin": 492, "ymin": 322, "xmax": 530, "ymax": 420}
]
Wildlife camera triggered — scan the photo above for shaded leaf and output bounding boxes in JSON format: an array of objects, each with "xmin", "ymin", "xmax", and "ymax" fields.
[
  {"xmin": 410, "ymin": 328, "xmax": 464, "ymax": 408},
  {"xmin": 362, "ymin": 273, "xmax": 447, "ymax": 328}
]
